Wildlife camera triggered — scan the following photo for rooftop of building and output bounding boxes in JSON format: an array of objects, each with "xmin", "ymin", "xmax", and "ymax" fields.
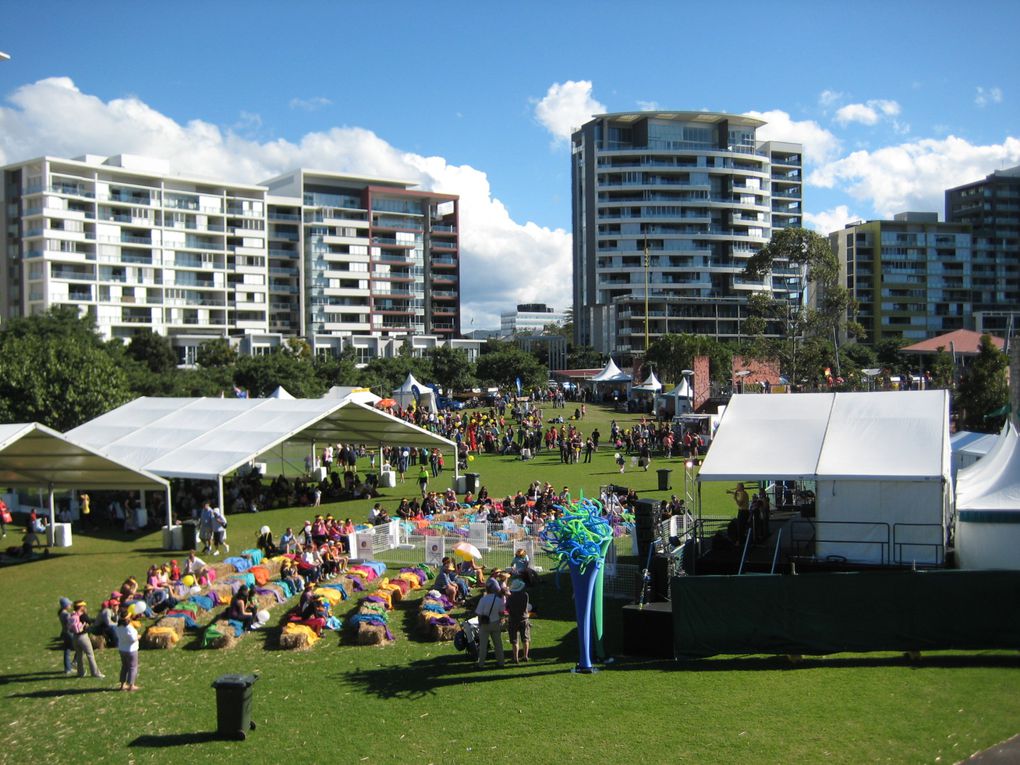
[{"xmin": 587, "ymin": 111, "xmax": 766, "ymax": 129}]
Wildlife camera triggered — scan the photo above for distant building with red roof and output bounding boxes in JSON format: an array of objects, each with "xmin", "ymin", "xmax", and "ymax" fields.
[{"xmin": 900, "ymin": 329, "xmax": 1004, "ymax": 357}]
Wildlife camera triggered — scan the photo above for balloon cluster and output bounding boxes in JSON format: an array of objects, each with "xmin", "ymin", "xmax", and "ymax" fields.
[{"xmin": 540, "ymin": 495, "xmax": 614, "ymax": 575}]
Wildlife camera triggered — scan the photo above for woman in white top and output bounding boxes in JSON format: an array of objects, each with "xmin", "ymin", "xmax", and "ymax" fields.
[{"xmin": 113, "ymin": 611, "xmax": 140, "ymax": 691}]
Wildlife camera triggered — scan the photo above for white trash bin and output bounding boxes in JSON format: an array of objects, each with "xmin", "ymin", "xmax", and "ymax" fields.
[
  {"xmin": 162, "ymin": 524, "xmax": 183, "ymax": 550},
  {"xmin": 52, "ymin": 522, "xmax": 73, "ymax": 548},
  {"xmin": 379, "ymin": 470, "xmax": 397, "ymax": 488}
]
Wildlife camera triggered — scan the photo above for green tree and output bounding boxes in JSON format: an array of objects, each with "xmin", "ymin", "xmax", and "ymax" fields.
[
  {"xmin": 358, "ymin": 355, "xmax": 434, "ymax": 397},
  {"xmin": 428, "ymin": 345, "xmax": 476, "ymax": 394},
  {"xmin": 234, "ymin": 352, "xmax": 325, "ymax": 398},
  {"xmin": 929, "ymin": 347, "xmax": 956, "ymax": 390},
  {"xmin": 0, "ymin": 313, "xmax": 131, "ymax": 430},
  {"xmin": 567, "ymin": 344, "xmax": 603, "ymax": 369},
  {"xmin": 196, "ymin": 338, "xmax": 238, "ymax": 368},
  {"xmin": 644, "ymin": 333, "xmax": 733, "ymax": 387},
  {"xmin": 956, "ymin": 335, "xmax": 1008, "ymax": 432},
  {"xmin": 313, "ymin": 349, "xmax": 360, "ymax": 390},
  {"xmin": 475, "ymin": 346, "xmax": 545, "ymax": 390},
  {"xmin": 126, "ymin": 329, "xmax": 178, "ymax": 374}
]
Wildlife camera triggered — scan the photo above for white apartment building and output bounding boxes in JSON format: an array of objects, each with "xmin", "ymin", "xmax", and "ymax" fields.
[
  {"xmin": 1, "ymin": 154, "xmax": 463, "ymax": 364},
  {"xmin": 571, "ymin": 111, "xmax": 804, "ymax": 357},
  {"xmin": 499, "ymin": 302, "xmax": 566, "ymax": 336}
]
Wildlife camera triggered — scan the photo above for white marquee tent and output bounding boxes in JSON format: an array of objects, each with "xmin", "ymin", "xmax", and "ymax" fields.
[
  {"xmin": 323, "ymin": 386, "xmax": 382, "ymax": 406},
  {"xmin": 698, "ymin": 390, "xmax": 952, "ymax": 565},
  {"xmin": 0, "ymin": 422, "xmax": 168, "ymax": 542},
  {"xmin": 68, "ymin": 397, "xmax": 456, "ymax": 531},
  {"xmin": 590, "ymin": 358, "xmax": 632, "ymax": 383},
  {"xmin": 392, "ymin": 373, "xmax": 437, "ymax": 413},
  {"xmin": 951, "ymin": 430, "xmax": 1001, "ymax": 477},
  {"xmin": 632, "ymin": 370, "xmax": 663, "ymax": 393},
  {"xmin": 954, "ymin": 423, "xmax": 1020, "ymax": 570}
]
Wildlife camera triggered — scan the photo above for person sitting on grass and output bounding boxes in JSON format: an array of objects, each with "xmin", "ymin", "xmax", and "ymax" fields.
[
  {"xmin": 298, "ymin": 544, "xmax": 323, "ymax": 584},
  {"xmin": 280, "ymin": 559, "xmax": 305, "ymax": 594},
  {"xmin": 256, "ymin": 525, "xmax": 277, "ymax": 557},
  {"xmin": 436, "ymin": 559, "xmax": 469, "ymax": 602}
]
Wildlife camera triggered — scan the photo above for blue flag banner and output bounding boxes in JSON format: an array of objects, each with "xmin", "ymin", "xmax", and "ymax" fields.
[{"xmin": 515, "ymin": 377, "xmax": 522, "ymax": 397}]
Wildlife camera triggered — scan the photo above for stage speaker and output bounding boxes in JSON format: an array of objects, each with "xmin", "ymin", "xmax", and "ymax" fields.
[
  {"xmin": 634, "ymin": 498, "xmax": 661, "ymax": 564},
  {"xmin": 650, "ymin": 554, "xmax": 671, "ymax": 601}
]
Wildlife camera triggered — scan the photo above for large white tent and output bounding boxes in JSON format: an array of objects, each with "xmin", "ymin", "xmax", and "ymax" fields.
[
  {"xmin": 632, "ymin": 370, "xmax": 663, "ymax": 393},
  {"xmin": 698, "ymin": 390, "xmax": 952, "ymax": 565},
  {"xmin": 590, "ymin": 358, "xmax": 632, "ymax": 383},
  {"xmin": 0, "ymin": 422, "xmax": 169, "ymax": 541},
  {"xmin": 68, "ymin": 397, "xmax": 456, "ymax": 526},
  {"xmin": 392, "ymin": 373, "xmax": 437, "ymax": 413},
  {"xmin": 954, "ymin": 423, "xmax": 1020, "ymax": 570},
  {"xmin": 323, "ymin": 386, "xmax": 382, "ymax": 406}
]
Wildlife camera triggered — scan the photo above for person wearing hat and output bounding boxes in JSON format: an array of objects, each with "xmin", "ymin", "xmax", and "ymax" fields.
[
  {"xmin": 474, "ymin": 579, "xmax": 507, "ymax": 669},
  {"xmin": 68, "ymin": 601, "xmax": 104, "ymax": 678},
  {"xmin": 114, "ymin": 608, "xmax": 140, "ymax": 691},
  {"xmin": 505, "ymin": 578, "xmax": 532, "ymax": 664},
  {"xmin": 727, "ymin": 483, "xmax": 751, "ymax": 542},
  {"xmin": 57, "ymin": 597, "xmax": 75, "ymax": 674}
]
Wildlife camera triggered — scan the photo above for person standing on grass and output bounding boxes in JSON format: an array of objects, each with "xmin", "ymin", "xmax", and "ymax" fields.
[
  {"xmin": 210, "ymin": 503, "xmax": 229, "ymax": 556},
  {"xmin": 417, "ymin": 464, "xmax": 429, "ymax": 497},
  {"xmin": 114, "ymin": 610, "xmax": 140, "ymax": 691},
  {"xmin": 58, "ymin": 597, "xmax": 75, "ymax": 674},
  {"xmin": 474, "ymin": 580, "xmax": 506, "ymax": 669},
  {"xmin": 69, "ymin": 601, "xmax": 104, "ymax": 679},
  {"xmin": 506, "ymin": 578, "xmax": 532, "ymax": 663}
]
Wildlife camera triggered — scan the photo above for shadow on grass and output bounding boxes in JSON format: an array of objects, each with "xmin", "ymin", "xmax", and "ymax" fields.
[
  {"xmin": 340, "ymin": 651, "xmax": 571, "ymax": 700},
  {"xmin": 0, "ymin": 670, "xmax": 73, "ymax": 685},
  {"xmin": 129, "ymin": 732, "xmax": 221, "ymax": 747},
  {"xmin": 8, "ymin": 686, "xmax": 115, "ymax": 698},
  {"xmin": 611, "ymin": 653, "xmax": 1020, "ymax": 673}
]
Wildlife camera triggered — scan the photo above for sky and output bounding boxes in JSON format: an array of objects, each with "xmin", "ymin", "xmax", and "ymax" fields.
[{"xmin": 1, "ymin": 1, "xmax": 1019, "ymax": 329}]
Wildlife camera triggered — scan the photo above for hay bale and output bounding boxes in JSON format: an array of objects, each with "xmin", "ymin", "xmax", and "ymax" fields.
[
  {"xmin": 88, "ymin": 633, "xmax": 106, "ymax": 651},
  {"xmin": 155, "ymin": 616, "xmax": 186, "ymax": 638},
  {"xmin": 429, "ymin": 621, "xmax": 459, "ymax": 642},
  {"xmin": 210, "ymin": 562, "xmax": 235, "ymax": 580},
  {"xmin": 261, "ymin": 557, "xmax": 282, "ymax": 577},
  {"xmin": 355, "ymin": 623, "xmax": 390, "ymax": 645},
  {"xmin": 211, "ymin": 583, "xmax": 236, "ymax": 603},
  {"xmin": 279, "ymin": 629, "xmax": 312, "ymax": 651},
  {"xmin": 141, "ymin": 629, "xmax": 178, "ymax": 650},
  {"xmin": 206, "ymin": 620, "xmax": 238, "ymax": 650},
  {"xmin": 253, "ymin": 592, "xmax": 277, "ymax": 610}
]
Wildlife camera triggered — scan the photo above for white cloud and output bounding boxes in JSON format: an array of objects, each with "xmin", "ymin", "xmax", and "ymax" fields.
[
  {"xmin": 0, "ymin": 77, "xmax": 571, "ymax": 329},
  {"xmin": 804, "ymin": 205, "xmax": 860, "ymax": 235},
  {"xmin": 636, "ymin": 100, "xmax": 661, "ymax": 112},
  {"xmin": 743, "ymin": 109, "xmax": 841, "ymax": 165},
  {"xmin": 532, "ymin": 80, "xmax": 606, "ymax": 143},
  {"xmin": 834, "ymin": 99, "xmax": 901, "ymax": 126},
  {"xmin": 288, "ymin": 96, "xmax": 332, "ymax": 111},
  {"xmin": 975, "ymin": 86, "xmax": 1003, "ymax": 107},
  {"xmin": 808, "ymin": 134, "xmax": 1020, "ymax": 217},
  {"xmin": 818, "ymin": 90, "xmax": 843, "ymax": 108}
]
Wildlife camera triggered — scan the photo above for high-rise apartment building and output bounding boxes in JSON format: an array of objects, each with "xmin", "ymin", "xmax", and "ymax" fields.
[
  {"xmin": 500, "ymin": 303, "xmax": 566, "ymax": 336},
  {"xmin": 945, "ymin": 166, "xmax": 1020, "ymax": 335},
  {"xmin": 1, "ymin": 155, "xmax": 460, "ymax": 362},
  {"xmin": 571, "ymin": 111, "xmax": 804, "ymax": 357},
  {"xmin": 829, "ymin": 212, "xmax": 972, "ymax": 344}
]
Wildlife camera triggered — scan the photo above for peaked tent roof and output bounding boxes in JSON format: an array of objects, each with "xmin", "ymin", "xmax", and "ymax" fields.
[
  {"xmin": 590, "ymin": 358, "xmax": 632, "ymax": 383},
  {"xmin": 698, "ymin": 390, "xmax": 949, "ymax": 482},
  {"xmin": 951, "ymin": 430, "xmax": 1000, "ymax": 458},
  {"xmin": 665, "ymin": 379, "xmax": 692, "ymax": 399},
  {"xmin": 632, "ymin": 370, "xmax": 663, "ymax": 392},
  {"xmin": 955, "ymin": 422, "xmax": 1017, "ymax": 506},
  {"xmin": 67, "ymin": 397, "xmax": 455, "ymax": 481},
  {"xmin": 269, "ymin": 386, "xmax": 294, "ymax": 399},
  {"xmin": 394, "ymin": 373, "xmax": 431, "ymax": 394},
  {"xmin": 323, "ymin": 386, "xmax": 381, "ymax": 405},
  {"xmin": 0, "ymin": 422, "xmax": 168, "ymax": 490},
  {"xmin": 956, "ymin": 424, "xmax": 1020, "ymax": 512},
  {"xmin": 901, "ymin": 328, "xmax": 1004, "ymax": 356}
]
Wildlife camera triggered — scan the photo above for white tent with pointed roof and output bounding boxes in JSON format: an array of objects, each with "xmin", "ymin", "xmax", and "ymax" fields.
[
  {"xmin": 269, "ymin": 385, "xmax": 294, "ymax": 399},
  {"xmin": 955, "ymin": 423, "xmax": 1020, "ymax": 570},
  {"xmin": 632, "ymin": 370, "xmax": 663, "ymax": 392},
  {"xmin": 392, "ymin": 373, "xmax": 437, "ymax": 413},
  {"xmin": 590, "ymin": 358, "xmax": 632, "ymax": 383}
]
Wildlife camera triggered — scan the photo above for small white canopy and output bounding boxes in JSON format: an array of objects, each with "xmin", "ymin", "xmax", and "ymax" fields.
[
  {"xmin": 951, "ymin": 430, "xmax": 1001, "ymax": 476},
  {"xmin": 632, "ymin": 371, "xmax": 663, "ymax": 392},
  {"xmin": 667, "ymin": 379, "xmax": 692, "ymax": 399},
  {"xmin": 323, "ymin": 386, "xmax": 382, "ymax": 406},
  {"xmin": 590, "ymin": 358, "xmax": 632, "ymax": 383},
  {"xmin": 393, "ymin": 374, "xmax": 437, "ymax": 413},
  {"xmin": 955, "ymin": 424, "xmax": 1020, "ymax": 570},
  {"xmin": 269, "ymin": 386, "xmax": 294, "ymax": 399},
  {"xmin": 68, "ymin": 397, "xmax": 454, "ymax": 482}
]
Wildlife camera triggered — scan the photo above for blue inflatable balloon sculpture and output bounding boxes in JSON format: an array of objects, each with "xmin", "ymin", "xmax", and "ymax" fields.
[{"xmin": 540, "ymin": 494, "xmax": 614, "ymax": 673}]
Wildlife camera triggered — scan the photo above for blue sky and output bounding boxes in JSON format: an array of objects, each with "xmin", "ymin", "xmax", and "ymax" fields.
[{"xmin": 2, "ymin": 1, "xmax": 1018, "ymax": 326}]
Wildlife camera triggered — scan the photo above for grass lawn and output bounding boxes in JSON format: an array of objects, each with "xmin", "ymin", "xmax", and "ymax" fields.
[{"xmin": 1, "ymin": 404, "xmax": 1017, "ymax": 763}]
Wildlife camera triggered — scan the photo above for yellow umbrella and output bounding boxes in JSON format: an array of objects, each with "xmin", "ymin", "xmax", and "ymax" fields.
[{"xmin": 453, "ymin": 541, "xmax": 481, "ymax": 560}]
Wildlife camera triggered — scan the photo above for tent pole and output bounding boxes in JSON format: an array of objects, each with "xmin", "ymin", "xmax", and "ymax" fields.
[
  {"xmin": 48, "ymin": 483, "xmax": 56, "ymax": 547},
  {"xmin": 217, "ymin": 476, "xmax": 225, "ymax": 517},
  {"xmin": 165, "ymin": 484, "xmax": 172, "ymax": 533},
  {"xmin": 378, "ymin": 442, "xmax": 383, "ymax": 475}
]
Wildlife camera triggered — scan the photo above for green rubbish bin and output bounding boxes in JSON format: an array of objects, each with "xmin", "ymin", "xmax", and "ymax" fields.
[
  {"xmin": 657, "ymin": 468, "xmax": 672, "ymax": 491},
  {"xmin": 212, "ymin": 673, "xmax": 258, "ymax": 740},
  {"xmin": 465, "ymin": 472, "xmax": 480, "ymax": 494}
]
